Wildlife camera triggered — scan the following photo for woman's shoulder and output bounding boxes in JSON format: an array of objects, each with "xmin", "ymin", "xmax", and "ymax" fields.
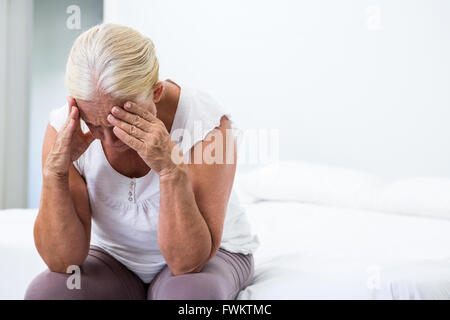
[
  {"xmin": 169, "ymin": 79, "xmax": 228, "ymax": 117},
  {"xmin": 172, "ymin": 84, "xmax": 234, "ymax": 157},
  {"xmin": 185, "ymin": 85, "xmax": 228, "ymax": 116}
]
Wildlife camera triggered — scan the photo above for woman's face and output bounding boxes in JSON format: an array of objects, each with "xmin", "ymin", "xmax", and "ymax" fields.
[{"xmin": 75, "ymin": 94, "xmax": 156, "ymax": 152}]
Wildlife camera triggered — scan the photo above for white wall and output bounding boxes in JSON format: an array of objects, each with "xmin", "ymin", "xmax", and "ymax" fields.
[
  {"xmin": 104, "ymin": 0, "xmax": 450, "ymax": 179},
  {"xmin": 27, "ymin": 0, "xmax": 103, "ymax": 208},
  {"xmin": 0, "ymin": 0, "xmax": 7, "ymax": 209},
  {"xmin": 0, "ymin": 0, "xmax": 33, "ymax": 209}
]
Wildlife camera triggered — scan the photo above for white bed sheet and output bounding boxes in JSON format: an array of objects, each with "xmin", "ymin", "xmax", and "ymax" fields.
[
  {"xmin": 1, "ymin": 204, "xmax": 450, "ymax": 300},
  {"xmin": 237, "ymin": 201, "xmax": 450, "ymax": 299}
]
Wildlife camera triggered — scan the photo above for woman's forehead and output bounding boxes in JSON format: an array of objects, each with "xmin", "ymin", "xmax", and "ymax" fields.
[{"xmin": 76, "ymin": 97, "xmax": 122, "ymax": 125}]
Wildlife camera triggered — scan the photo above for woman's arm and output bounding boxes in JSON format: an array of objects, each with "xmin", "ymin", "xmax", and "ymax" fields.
[
  {"xmin": 35, "ymin": 101, "xmax": 94, "ymax": 273},
  {"xmin": 35, "ymin": 125, "xmax": 91, "ymax": 272},
  {"xmin": 158, "ymin": 117, "xmax": 235, "ymax": 275}
]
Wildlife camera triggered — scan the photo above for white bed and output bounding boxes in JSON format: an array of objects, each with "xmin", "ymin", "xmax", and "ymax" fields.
[
  {"xmin": 234, "ymin": 161, "xmax": 450, "ymax": 299},
  {"xmin": 1, "ymin": 161, "xmax": 450, "ymax": 300},
  {"xmin": 239, "ymin": 201, "xmax": 450, "ymax": 299}
]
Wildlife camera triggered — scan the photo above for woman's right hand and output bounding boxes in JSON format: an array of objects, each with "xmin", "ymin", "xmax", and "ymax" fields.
[{"xmin": 44, "ymin": 97, "xmax": 95, "ymax": 178}]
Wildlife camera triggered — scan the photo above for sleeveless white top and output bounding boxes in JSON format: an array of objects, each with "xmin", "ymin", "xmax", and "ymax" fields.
[{"xmin": 48, "ymin": 81, "xmax": 260, "ymax": 283}]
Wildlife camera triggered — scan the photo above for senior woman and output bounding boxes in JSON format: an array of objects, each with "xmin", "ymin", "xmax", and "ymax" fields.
[{"xmin": 25, "ymin": 24, "xmax": 259, "ymax": 300}]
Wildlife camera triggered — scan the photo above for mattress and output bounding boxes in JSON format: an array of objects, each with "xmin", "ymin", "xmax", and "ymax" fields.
[
  {"xmin": 1, "ymin": 203, "xmax": 450, "ymax": 300},
  {"xmin": 237, "ymin": 201, "xmax": 450, "ymax": 299}
]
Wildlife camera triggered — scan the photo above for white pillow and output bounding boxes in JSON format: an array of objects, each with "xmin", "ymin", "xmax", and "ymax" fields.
[
  {"xmin": 236, "ymin": 161, "xmax": 383, "ymax": 210},
  {"xmin": 236, "ymin": 161, "xmax": 450, "ymax": 220},
  {"xmin": 376, "ymin": 177, "xmax": 450, "ymax": 220}
]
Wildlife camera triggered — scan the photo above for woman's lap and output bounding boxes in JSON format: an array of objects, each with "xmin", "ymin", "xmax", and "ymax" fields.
[{"xmin": 24, "ymin": 246, "xmax": 254, "ymax": 300}]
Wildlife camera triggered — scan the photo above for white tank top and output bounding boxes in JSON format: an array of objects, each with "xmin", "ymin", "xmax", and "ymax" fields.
[{"xmin": 48, "ymin": 81, "xmax": 260, "ymax": 283}]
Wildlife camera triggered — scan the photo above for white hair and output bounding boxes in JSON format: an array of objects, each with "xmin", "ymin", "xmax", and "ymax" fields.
[{"xmin": 65, "ymin": 23, "xmax": 159, "ymax": 102}]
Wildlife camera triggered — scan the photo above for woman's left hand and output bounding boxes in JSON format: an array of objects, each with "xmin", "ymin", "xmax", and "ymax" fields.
[{"xmin": 107, "ymin": 101, "xmax": 183, "ymax": 177}]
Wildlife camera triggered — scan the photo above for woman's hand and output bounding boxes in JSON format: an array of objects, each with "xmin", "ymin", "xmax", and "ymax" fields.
[
  {"xmin": 107, "ymin": 101, "xmax": 183, "ymax": 177},
  {"xmin": 44, "ymin": 97, "xmax": 95, "ymax": 178}
]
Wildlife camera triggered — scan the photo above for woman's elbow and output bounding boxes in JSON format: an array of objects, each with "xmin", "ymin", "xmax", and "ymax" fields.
[
  {"xmin": 170, "ymin": 264, "xmax": 204, "ymax": 276},
  {"xmin": 44, "ymin": 255, "xmax": 86, "ymax": 274}
]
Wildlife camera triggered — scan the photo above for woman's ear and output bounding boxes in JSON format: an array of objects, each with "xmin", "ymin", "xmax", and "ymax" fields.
[{"xmin": 152, "ymin": 82, "xmax": 164, "ymax": 104}]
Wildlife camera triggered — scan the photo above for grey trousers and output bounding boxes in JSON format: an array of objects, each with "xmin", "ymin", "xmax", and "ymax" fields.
[{"xmin": 24, "ymin": 246, "xmax": 254, "ymax": 300}]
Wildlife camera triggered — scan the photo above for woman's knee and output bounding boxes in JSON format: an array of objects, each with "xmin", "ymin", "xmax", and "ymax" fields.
[
  {"xmin": 150, "ymin": 272, "xmax": 230, "ymax": 300},
  {"xmin": 25, "ymin": 247, "xmax": 146, "ymax": 300},
  {"xmin": 24, "ymin": 268, "xmax": 83, "ymax": 300},
  {"xmin": 149, "ymin": 250, "xmax": 255, "ymax": 300}
]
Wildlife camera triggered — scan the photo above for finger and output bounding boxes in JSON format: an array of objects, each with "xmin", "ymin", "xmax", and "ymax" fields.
[
  {"xmin": 67, "ymin": 96, "xmax": 76, "ymax": 110},
  {"xmin": 112, "ymin": 126, "xmax": 145, "ymax": 151},
  {"xmin": 66, "ymin": 97, "xmax": 82, "ymax": 128},
  {"xmin": 66, "ymin": 96, "xmax": 79, "ymax": 117},
  {"xmin": 111, "ymin": 106, "xmax": 151, "ymax": 132},
  {"xmin": 60, "ymin": 107, "xmax": 77, "ymax": 141},
  {"xmin": 66, "ymin": 98, "xmax": 94, "ymax": 146},
  {"xmin": 107, "ymin": 114, "xmax": 147, "ymax": 140},
  {"xmin": 66, "ymin": 118, "xmax": 77, "ymax": 139},
  {"xmin": 123, "ymin": 101, "xmax": 156, "ymax": 123}
]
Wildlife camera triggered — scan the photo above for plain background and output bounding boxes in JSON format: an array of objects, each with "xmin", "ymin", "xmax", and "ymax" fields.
[
  {"xmin": 22, "ymin": 0, "xmax": 450, "ymax": 208},
  {"xmin": 27, "ymin": 0, "xmax": 103, "ymax": 208},
  {"xmin": 0, "ymin": 0, "xmax": 32, "ymax": 208}
]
